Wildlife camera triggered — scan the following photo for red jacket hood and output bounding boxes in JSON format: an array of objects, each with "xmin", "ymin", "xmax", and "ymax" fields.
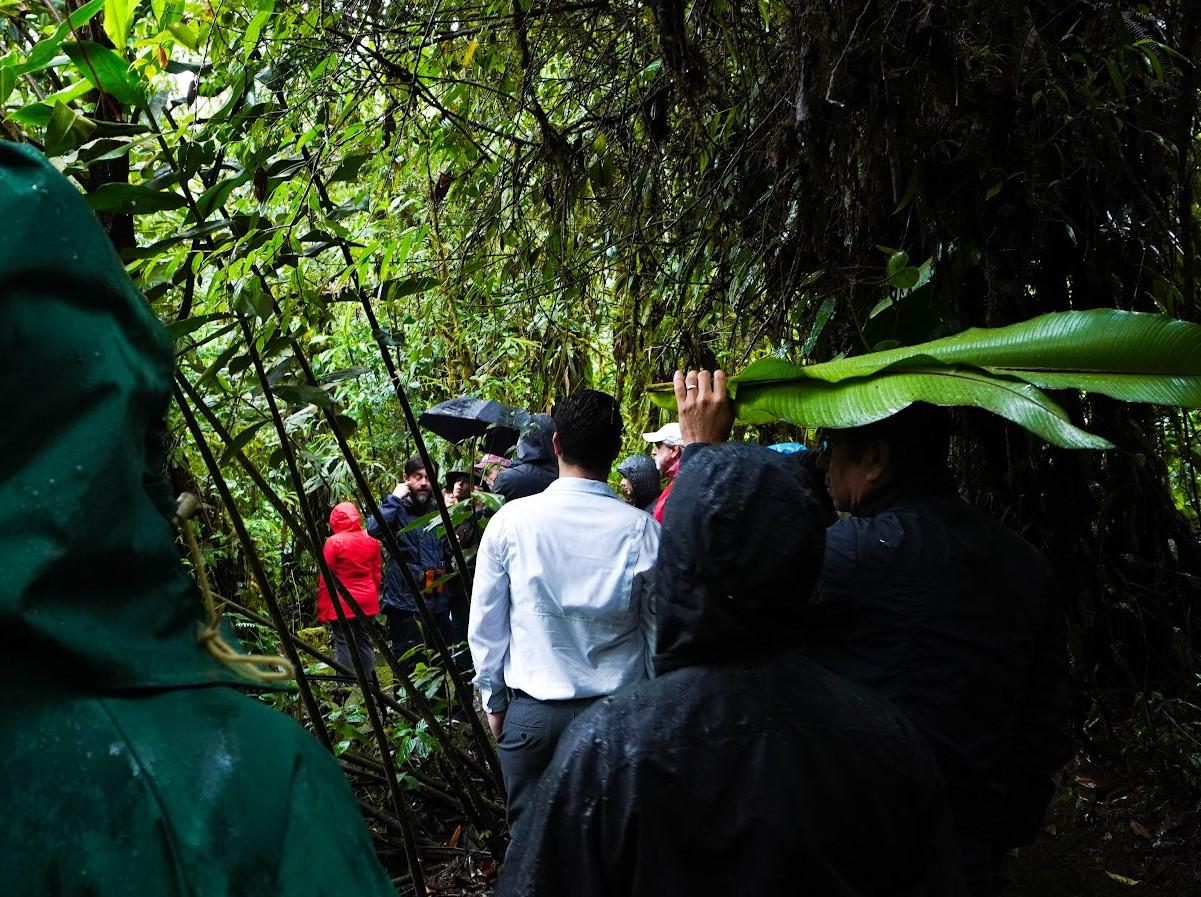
[{"xmin": 329, "ymin": 502, "xmax": 362, "ymax": 533}]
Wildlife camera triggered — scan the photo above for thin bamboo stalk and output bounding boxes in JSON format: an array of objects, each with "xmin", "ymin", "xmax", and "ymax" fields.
[
  {"xmin": 237, "ymin": 314, "xmax": 426, "ymax": 891},
  {"xmin": 265, "ymin": 299, "xmax": 504, "ymax": 797},
  {"xmin": 354, "ymin": 286, "xmax": 505, "ymax": 795},
  {"xmin": 180, "ymin": 375, "xmax": 499, "ymax": 796},
  {"xmin": 173, "ymin": 386, "xmax": 333, "ymax": 752},
  {"xmin": 272, "ymin": 159, "xmax": 502, "ymax": 793}
]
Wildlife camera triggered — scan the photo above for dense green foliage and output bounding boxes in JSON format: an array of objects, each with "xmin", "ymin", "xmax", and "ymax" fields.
[{"xmin": 4, "ymin": 0, "xmax": 1201, "ymax": 888}]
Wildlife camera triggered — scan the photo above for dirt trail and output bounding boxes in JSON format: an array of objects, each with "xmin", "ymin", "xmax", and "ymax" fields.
[{"xmin": 1009, "ymin": 774, "xmax": 1200, "ymax": 896}]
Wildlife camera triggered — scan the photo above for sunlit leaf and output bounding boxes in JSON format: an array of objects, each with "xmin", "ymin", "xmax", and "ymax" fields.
[
  {"xmin": 102, "ymin": 0, "xmax": 140, "ymax": 52},
  {"xmin": 167, "ymin": 22, "xmax": 200, "ymax": 50},
  {"xmin": 1104, "ymin": 872, "xmax": 1140, "ymax": 886}
]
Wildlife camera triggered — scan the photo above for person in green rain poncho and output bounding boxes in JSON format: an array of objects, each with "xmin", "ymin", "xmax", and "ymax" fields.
[{"xmin": 0, "ymin": 142, "xmax": 397, "ymax": 897}]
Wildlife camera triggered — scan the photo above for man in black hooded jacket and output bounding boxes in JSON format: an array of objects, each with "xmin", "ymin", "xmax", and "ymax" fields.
[
  {"xmin": 809, "ymin": 407, "xmax": 1071, "ymax": 895},
  {"xmin": 499, "ymin": 444, "xmax": 959, "ymax": 897},
  {"xmin": 492, "ymin": 413, "xmax": 557, "ymax": 502},
  {"xmin": 672, "ymin": 369, "xmax": 1072, "ymax": 897}
]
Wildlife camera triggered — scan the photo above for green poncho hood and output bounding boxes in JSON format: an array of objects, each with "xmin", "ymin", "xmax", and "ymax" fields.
[{"xmin": 0, "ymin": 142, "xmax": 254, "ymax": 691}]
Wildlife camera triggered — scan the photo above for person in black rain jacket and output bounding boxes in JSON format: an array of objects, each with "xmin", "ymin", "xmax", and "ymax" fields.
[
  {"xmin": 492, "ymin": 414, "xmax": 557, "ymax": 502},
  {"xmin": 367, "ymin": 456, "xmax": 452, "ymax": 669},
  {"xmin": 809, "ymin": 407, "xmax": 1072, "ymax": 895},
  {"xmin": 672, "ymin": 372, "xmax": 1072, "ymax": 896},
  {"xmin": 499, "ymin": 444, "xmax": 960, "ymax": 897}
]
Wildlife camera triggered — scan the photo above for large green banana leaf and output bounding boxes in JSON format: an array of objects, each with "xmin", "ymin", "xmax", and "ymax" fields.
[
  {"xmin": 648, "ymin": 310, "xmax": 1201, "ymax": 449},
  {"xmin": 734, "ymin": 368, "xmax": 1114, "ymax": 449}
]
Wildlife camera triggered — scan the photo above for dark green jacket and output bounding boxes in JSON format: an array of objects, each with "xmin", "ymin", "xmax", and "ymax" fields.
[{"xmin": 0, "ymin": 142, "xmax": 395, "ymax": 897}]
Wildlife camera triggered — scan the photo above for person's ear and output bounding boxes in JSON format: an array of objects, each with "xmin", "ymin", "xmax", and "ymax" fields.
[
  {"xmin": 552, "ymin": 431, "xmax": 563, "ymax": 458},
  {"xmin": 866, "ymin": 442, "xmax": 891, "ymax": 483}
]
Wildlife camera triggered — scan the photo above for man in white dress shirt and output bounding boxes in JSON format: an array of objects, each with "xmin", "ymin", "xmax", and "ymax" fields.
[{"xmin": 468, "ymin": 389, "xmax": 661, "ymax": 855}]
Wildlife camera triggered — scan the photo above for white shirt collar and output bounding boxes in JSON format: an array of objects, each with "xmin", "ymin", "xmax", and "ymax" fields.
[{"xmin": 544, "ymin": 476, "xmax": 619, "ymax": 498}]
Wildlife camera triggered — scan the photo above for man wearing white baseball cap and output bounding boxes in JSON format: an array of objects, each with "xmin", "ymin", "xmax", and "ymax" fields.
[{"xmin": 641, "ymin": 421, "xmax": 684, "ymax": 523}]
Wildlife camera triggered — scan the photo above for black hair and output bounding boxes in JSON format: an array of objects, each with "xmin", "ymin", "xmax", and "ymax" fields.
[
  {"xmin": 830, "ymin": 403, "xmax": 950, "ymax": 476},
  {"xmin": 551, "ymin": 390, "xmax": 623, "ymax": 474},
  {"xmin": 404, "ymin": 455, "xmax": 437, "ymax": 478},
  {"xmin": 444, "ymin": 471, "xmax": 470, "ymax": 490}
]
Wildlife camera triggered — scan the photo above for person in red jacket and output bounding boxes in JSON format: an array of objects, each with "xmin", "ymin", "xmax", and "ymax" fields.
[{"xmin": 317, "ymin": 502, "xmax": 383, "ymax": 687}]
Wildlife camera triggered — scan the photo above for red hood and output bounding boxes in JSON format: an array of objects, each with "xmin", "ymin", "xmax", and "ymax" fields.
[{"xmin": 329, "ymin": 502, "xmax": 362, "ymax": 533}]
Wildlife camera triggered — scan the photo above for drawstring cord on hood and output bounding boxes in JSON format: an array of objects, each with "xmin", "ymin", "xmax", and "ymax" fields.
[{"xmin": 174, "ymin": 494, "xmax": 295, "ymax": 682}]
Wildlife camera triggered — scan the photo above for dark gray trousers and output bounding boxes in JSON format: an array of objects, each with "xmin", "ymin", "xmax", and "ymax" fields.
[
  {"xmin": 328, "ymin": 618, "xmax": 377, "ymax": 683},
  {"xmin": 497, "ymin": 692, "xmax": 600, "ymax": 859}
]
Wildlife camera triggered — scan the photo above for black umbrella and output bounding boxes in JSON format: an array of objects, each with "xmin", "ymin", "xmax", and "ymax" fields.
[{"xmin": 418, "ymin": 397, "xmax": 529, "ymax": 455}]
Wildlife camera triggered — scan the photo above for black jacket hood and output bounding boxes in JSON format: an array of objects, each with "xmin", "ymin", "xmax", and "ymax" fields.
[
  {"xmin": 652, "ymin": 443, "xmax": 826, "ymax": 675},
  {"xmin": 492, "ymin": 413, "xmax": 558, "ymax": 502},
  {"xmin": 514, "ymin": 413, "xmax": 555, "ymax": 465}
]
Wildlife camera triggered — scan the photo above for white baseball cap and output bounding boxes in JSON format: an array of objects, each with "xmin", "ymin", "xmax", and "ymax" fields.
[{"xmin": 641, "ymin": 422, "xmax": 683, "ymax": 446}]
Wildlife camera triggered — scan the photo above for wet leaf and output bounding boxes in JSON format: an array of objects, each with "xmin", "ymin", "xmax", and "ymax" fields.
[
  {"xmin": 1130, "ymin": 820, "xmax": 1152, "ymax": 840},
  {"xmin": 1104, "ymin": 872, "xmax": 1140, "ymax": 886}
]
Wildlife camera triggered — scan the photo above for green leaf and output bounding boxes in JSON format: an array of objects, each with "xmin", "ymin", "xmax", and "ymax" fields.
[
  {"xmin": 270, "ymin": 384, "xmax": 334, "ymax": 410},
  {"xmin": 85, "ymin": 182, "xmax": 186, "ymax": 213},
  {"xmin": 732, "ymin": 310, "xmax": 1201, "ymax": 392},
  {"xmin": 0, "ymin": 67, "xmax": 15, "ymax": 106},
  {"xmin": 7, "ymin": 79, "xmax": 97, "ymax": 126},
  {"xmin": 242, "ymin": 7, "xmax": 273, "ymax": 55},
  {"xmin": 220, "ymin": 420, "xmax": 269, "ymax": 463},
  {"xmin": 329, "ymin": 153, "xmax": 371, "ymax": 183},
  {"xmin": 63, "ymin": 41, "xmax": 146, "ymax": 106},
  {"xmin": 121, "ymin": 218, "xmax": 239, "ymax": 259},
  {"xmin": 166, "ymin": 22, "xmax": 200, "ymax": 50},
  {"xmin": 889, "ymin": 266, "xmax": 920, "ymax": 290},
  {"xmin": 196, "ymin": 342, "xmax": 241, "ymax": 386},
  {"xmin": 10, "ymin": 0, "xmax": 105, "ymax": 77},
  {"xmin": 385, "ymin": 275, "xmax": 441, "ymax": 299},
  {"xmin": 103, "ymin": 0, "xmax": 140, "ymax": 52},
  {"xmin": 197, "ymin": 169, "xmax": 252, "ymax": 218},
  {"xmin": 165, "ymin": 313, "xmax": 227, "ymax": 341},
  {"xmin": 44, "ymin": 101, "xmax": 96, "ymax": 157},
  {"xmin": 74, "ymin": 136, "xmax": 142, "ymax": 165},
  {"xmin": 802, "ymin": 297, "xmax": 835, "ymax": 356},
  {"xmin": 153, "ymin": 0, "xmax": 185, "ymax": 25},
  {"xmin": 89, "ymin": 120, "xmax": 151, "ymax": 138},
  {"xmin": 647, "ymin": 310, "xmax": 1201, "ymax": 449},
  {"xmin": 734, "ymin": 367, "xmax": 1113, "ymax": 450},
  {"xmin": 1104, "ymin": 872, "xmax": 1140, "ymax": 887}
]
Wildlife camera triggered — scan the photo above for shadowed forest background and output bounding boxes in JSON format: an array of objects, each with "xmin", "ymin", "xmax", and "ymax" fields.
[{"xmin": 3, "ymin": 0, "xmax": 1200, "ymax": 892}]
